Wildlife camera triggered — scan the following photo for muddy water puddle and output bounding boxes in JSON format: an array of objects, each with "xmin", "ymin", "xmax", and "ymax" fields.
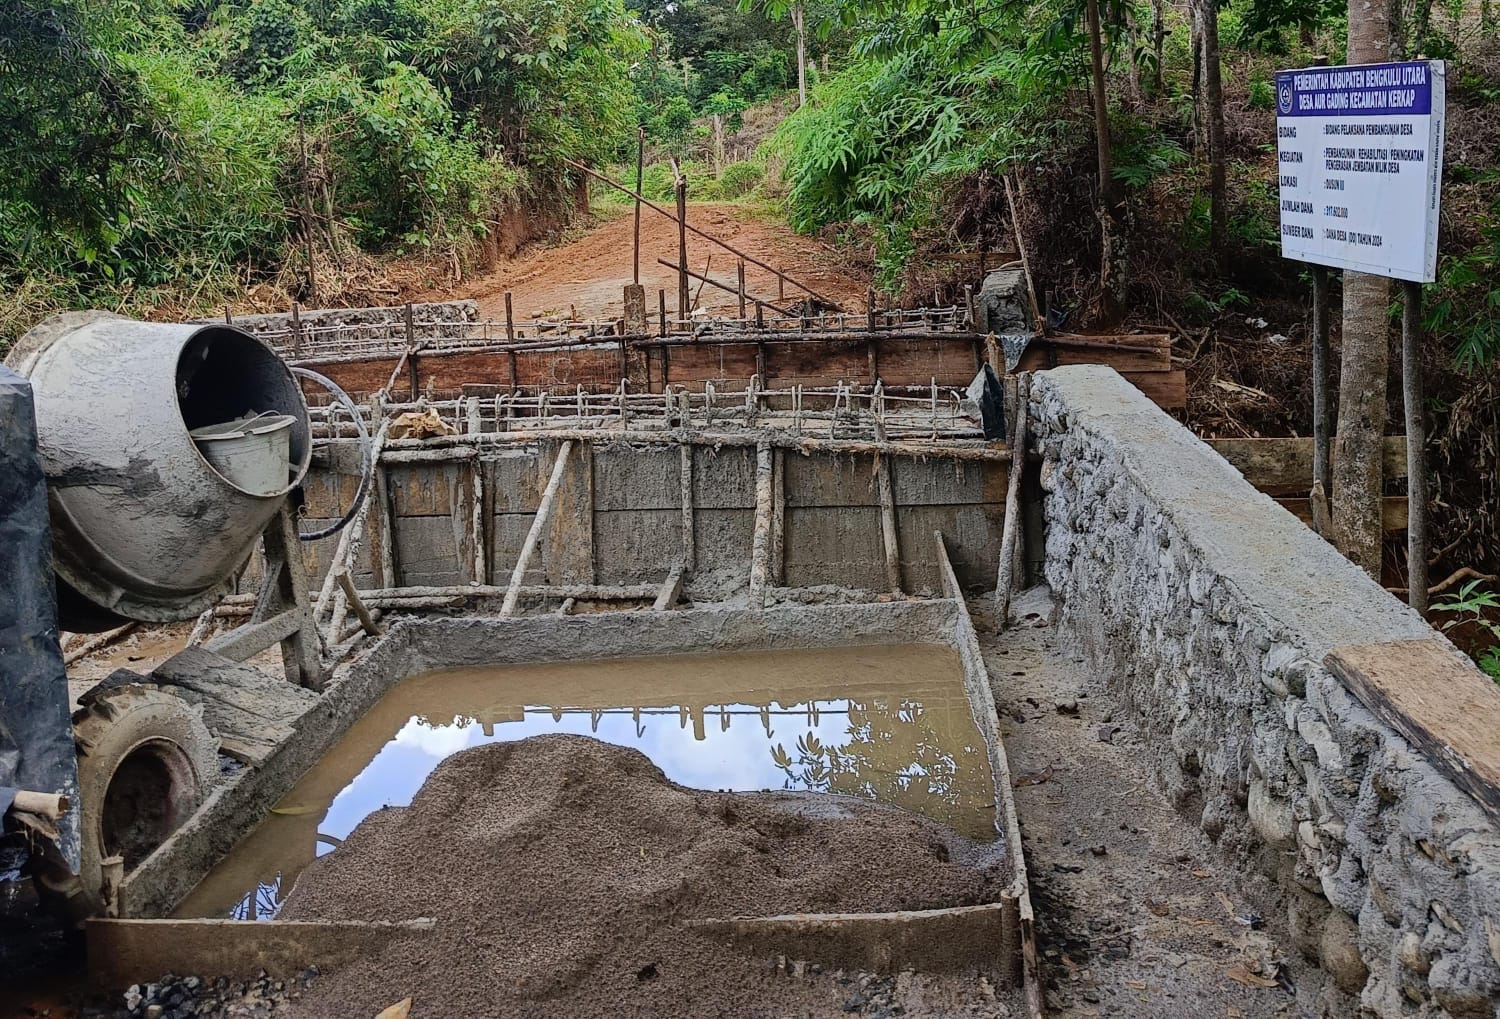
[{"xmin": 177, "ymin": 644, "xmax": 996, "ymax": 920}]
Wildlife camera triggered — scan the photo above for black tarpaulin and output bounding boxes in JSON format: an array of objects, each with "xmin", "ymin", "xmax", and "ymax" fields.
[
  {"xmin": 966, "ymin": 364, "xmax": 1008, "ymax": 442},
  {"xmin": 0, "ymin": 365, "xmax": 80, "ymax": 870}
]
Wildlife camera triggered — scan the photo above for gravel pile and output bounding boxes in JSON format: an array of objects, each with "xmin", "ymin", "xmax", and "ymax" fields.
[
  {"xmin": 275, "ymin": 734, "xmax": 1013, "ymax": 1017},
  {"xmin": 73, "ymin": 968, "xmax": 319, "ymax": 1019}
]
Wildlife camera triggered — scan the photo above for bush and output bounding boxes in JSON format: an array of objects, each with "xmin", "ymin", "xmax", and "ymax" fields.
[{"xmin": 719, "ymin": 160, "xmax": 765, "ymax": 198}]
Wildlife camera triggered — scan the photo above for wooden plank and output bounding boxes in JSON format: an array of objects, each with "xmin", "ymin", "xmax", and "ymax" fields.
[
  {"xmin": 204, "ymin": 608, "xmax": 304, "ymax": 665},
  {"xmin": 1122, "ymin": 369, "xmax": 1186, "ymax": 409},
  {"xmin": 1207, "ymin": 436, "xmax": 1408, "ymax": 492},
  {"xmin": 1016, "ymin": 334, "xmax": 1172, "ymax": 374},
  {"xmin": 153, "ymin": 647, "xmax": 319, "ymax": 766},
  {"xmin": 1325, "ymin": 640, "xmax": 1500, "ymax": 827},
  {"xmin": 1278, "ymin": 495, "xmax": 1408, "ymax": 532},
  {"xmin": 88, "ymin": 918, "xmax": 435, "ymax": 986},
  {"xmin": 683, "ymin": 902, "xmax": 1014, "ymax": 978}
]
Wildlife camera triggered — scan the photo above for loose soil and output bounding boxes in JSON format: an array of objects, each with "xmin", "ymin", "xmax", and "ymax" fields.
[
  {"xmin": 448, "ymin": 202, "xmax": 870, "ymax": 324},
  {"xmin": 277, "ymin": 734, "xmax": 1015, "ymax": 1018}
]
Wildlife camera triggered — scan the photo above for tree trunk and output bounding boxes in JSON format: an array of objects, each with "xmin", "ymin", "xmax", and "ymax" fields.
[
  {"xmin": 1201, "ymin": 0, "xmax": 1228, "ymax": 249},
  {"xmin": 1190, "ymin": 6, "xmax": 1204, "ymax": 152},
  {"xmin": 1331, "ymin": 0, "xmax": 1393, "ymax": 579},
  {"xmin": 793, "ymin": 4, "xmax": 807, "ymax": 107},
  {"xmin": 1085, "ymin": 0, "xmax": 1124, "ymax": 322},
  {"xmin": 1125, "ymin": 6, "xmax": 1145, "ymax": 105},
  {"xmin": 1151, "ymin": 0, "xmax": 1166, "ymax": 95},
  {"xmin": 1410, "ymin": 0, "xmax": 1435, "ymax": 54}
]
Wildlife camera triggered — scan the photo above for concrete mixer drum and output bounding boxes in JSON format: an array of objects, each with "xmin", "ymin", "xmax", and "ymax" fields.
[{"xmin": 5, "ymin": 312, "xmax": 314, "ymax": 630}]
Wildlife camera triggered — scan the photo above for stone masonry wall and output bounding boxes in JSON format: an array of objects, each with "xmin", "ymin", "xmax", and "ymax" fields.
[{"xmin": 1029, "ymin": 365, "xmax": 1500, "ymax": 1018}]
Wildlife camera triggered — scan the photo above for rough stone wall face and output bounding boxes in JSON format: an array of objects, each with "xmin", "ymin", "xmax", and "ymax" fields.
[{"xmin": 1029, "ymin": 365, "xmax": 1500, "ymax": 1018}]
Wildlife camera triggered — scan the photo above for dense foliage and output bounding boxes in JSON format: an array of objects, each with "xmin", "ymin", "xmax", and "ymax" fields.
[{"xmin": 0, "ymin": 0, "xmax": 644, "ymax": 330}]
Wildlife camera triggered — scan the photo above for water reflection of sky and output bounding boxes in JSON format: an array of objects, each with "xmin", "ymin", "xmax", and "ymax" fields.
[
  {"xmin": 196, "ymin": 685, "xmax": 996, "ymax": 921},
  {"xmin": 325, "ymin": 701, "xmax": 865, "ymax": 846}
]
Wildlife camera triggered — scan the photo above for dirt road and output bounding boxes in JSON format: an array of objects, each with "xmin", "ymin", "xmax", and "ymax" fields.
[{"xmin": 454, "ymin": 203, "xmax": 869, "ymax": 324}]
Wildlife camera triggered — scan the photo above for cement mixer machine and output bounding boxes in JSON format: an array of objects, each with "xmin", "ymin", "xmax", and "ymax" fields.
[{"xmin": 1, "ymin": 311, "xmax": 336, "ymax": 920}]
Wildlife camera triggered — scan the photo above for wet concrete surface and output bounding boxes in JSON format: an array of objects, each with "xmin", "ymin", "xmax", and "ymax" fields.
[{"xmin": 178, "ymin": 644, "xmax": 1000, "ymax": 920}]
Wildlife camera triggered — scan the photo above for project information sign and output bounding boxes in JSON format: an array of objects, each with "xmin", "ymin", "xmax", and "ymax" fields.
[{"xmin": 1275, "ymin": 60, "xmax": 1445, "ymax": 282}]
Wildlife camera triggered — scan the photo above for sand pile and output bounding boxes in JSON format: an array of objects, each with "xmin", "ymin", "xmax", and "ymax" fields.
[{"xmin": 278, "ymin": 734, "xmax": 1011, "ymax": 1018}]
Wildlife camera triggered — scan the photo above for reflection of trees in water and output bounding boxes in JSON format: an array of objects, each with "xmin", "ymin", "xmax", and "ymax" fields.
[
  {"xmin": 230, "ymin": 871, "xmax": 283, "ymax": 921},
  {"xmin": 770, "ymin": 699, "xmax": 992, "ymax": 837}
]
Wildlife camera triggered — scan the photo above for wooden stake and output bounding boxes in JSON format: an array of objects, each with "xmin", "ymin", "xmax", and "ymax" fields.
[
  {"xmin": 748, "ymin": 441, "xmax": 774, "ymax": 608},
  {"xmin": 653, "ymin": 564, "xmax": 685, "ymax": 611},
  {"xmin": 1403, "ymin": 280, "xmax": 1428, "ymax": 614},
  {"xmin": 1002, "ymin": 175, "xmax": 1045, "ymax": 333},
  {"xmin": 504, "ymin": 291, "xmax": 515, "ymax": 341},
  {"xmin": 501, "ymin": 440, "xmax": 575, "ymax": 617},
  {"xmin": 877, "ymin": 453, "xmax": 903, "ymax": 593},
  {"xmin": 633, "ymin": 126, "xmax": 645, "ymax": 285},
  {"xmin": 771, "ymin": 448, "xmax": 786, "ymax": 586},
  {"xmin": 63, "ymin": 623, "xmax": 137, "ymax": 666},
  {"xmin": 1311, "ymin": 265, "xmax": 1332, "ymax": 495},
  {"xmin": 335, "ymin": 573, "xmax": 382, "ymax": 636},
  {"xmin": 8, "ymin": 791, "xmax": 69, "ymax": 820},
  {"xmin": 675, "ymin": 171, "xmax": 690, "ymax": 322},
  {"xmin": 995, "ymin": 374, "xmax": 1031, "ymax": 626},
  {"xmin": 680, "ymin": 442, "xmax": 696, "ymax": 573}
]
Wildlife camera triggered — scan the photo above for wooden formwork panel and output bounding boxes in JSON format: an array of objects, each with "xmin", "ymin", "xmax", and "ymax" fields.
[{"xmin": 293, "ymin": 332, "xmax": 1181, "ymax": 408}]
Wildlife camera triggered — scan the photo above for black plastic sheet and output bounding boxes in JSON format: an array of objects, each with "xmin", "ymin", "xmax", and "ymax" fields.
[{"xmin": 0, "ymin": 366, "xmax": 80, "ymax": 870}]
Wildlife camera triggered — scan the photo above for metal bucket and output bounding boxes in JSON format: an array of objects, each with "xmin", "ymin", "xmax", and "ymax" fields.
[
  {"xmin": 6, "ymin": 312, "xmax": 313, "ymax": 626},
  {"xmin": 190, "ymin": 412, "xmax": 296, "ymax": 498}
]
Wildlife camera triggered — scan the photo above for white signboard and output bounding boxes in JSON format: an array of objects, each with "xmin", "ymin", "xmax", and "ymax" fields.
[{"xmin": 1275, "ymin": 60, "xmax": 1445, "ymax": 282}]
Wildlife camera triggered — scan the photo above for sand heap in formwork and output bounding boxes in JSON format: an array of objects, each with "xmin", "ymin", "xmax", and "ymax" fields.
[{"xmin": 278, "ymin": 734, "xmax": 1012, "ymax": 1018}]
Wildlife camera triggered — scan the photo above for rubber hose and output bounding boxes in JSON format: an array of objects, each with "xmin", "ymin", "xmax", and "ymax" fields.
[{"xmin": 292, "ymin": 366, "xmax": 373, "ymax": 542}]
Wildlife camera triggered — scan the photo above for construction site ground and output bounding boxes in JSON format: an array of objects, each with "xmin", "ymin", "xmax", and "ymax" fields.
[
  {"xmin": 442, "ymin": 202, "xmax": 870, "ymax": 323},
  {"xmin": 981, "ymin": 600, "xmax": 1303, "ymax": 1018}
]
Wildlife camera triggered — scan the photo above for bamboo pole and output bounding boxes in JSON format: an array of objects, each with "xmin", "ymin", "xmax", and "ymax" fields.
[
  {"xmin": 771, "ymin": 448, "xmax": 786, "ymax": 586},
  {"xmin": 8, "ymin": 791, "xmax": 69, "ymax": 820},
  {"xmin": 748, "ymin": 441, "xmax": 774, "ymax": 608},
  {"xmin": 500, "ymin": 440, "xmax": 576, "ymax": 616},
  {"xmin": 994, "ymin": 373, "xmax": 1030, "ymax": 625},
  {"xmin": 675, "ymin": 168, "xmax": 690, "ymax": 322},
  {"xmin": 314, "ymin": 419, "xmax": 392, "ymax": 625},
  {"xmin": 877, "ymin": 453, "xmax": 903, "ymax": 593},
  {"xmin": 335, "ymin": 573, "xmax": 383, "ymax": 636},
  {"xmin": 63, "ymin": 623, "xmax": 137, "ymax": 666},
  {"xmin": 1002, "ymin": 175, "xmax": 1045, "ymax": 333},
  {"xmin": 1403, "ymin": 280, "xmax": 1428, "ymax": 614},
  {"xmin": 680, "ymin": 443, "xmax": 696, "ymax": 573},
  {"xmin": 383, "ymin": 428, "xmax": 1011, "ymax": 462}
]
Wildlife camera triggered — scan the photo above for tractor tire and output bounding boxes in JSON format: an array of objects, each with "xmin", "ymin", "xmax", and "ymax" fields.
[{"xmin": 35, "ymin": 685, "xmax": 218, "ymax": 921}]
